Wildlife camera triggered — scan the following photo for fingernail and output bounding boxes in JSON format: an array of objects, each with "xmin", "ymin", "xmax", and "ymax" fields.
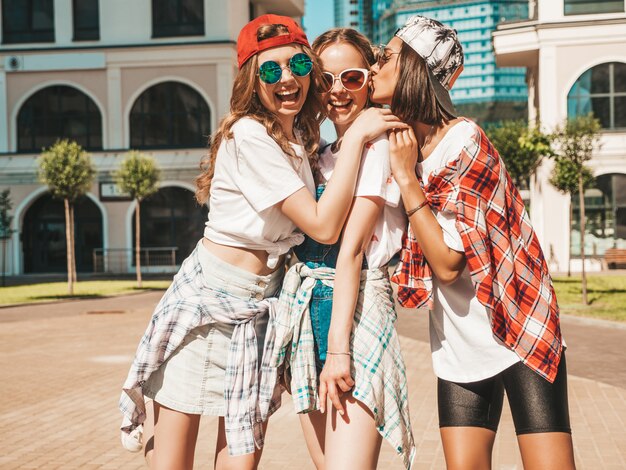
[{"xmin": 339, "ymin": 410, "xmax": 344, "ymax": 416}]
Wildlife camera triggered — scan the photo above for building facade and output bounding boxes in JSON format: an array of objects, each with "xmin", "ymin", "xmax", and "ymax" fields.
[
  {"xmin": 372, "ymin": 0, "xmax": 529, "ymax": 123},
  {"xmin": 0, "ymin": 0, "xmax": 304, "ymax": 276},
  {"xmin": 334, "ymin": 0, "xmax": 374, "ymax": 39},
  {"xmin": 493, "ymin": 0, "xmax": 626, "ymax": 271}
]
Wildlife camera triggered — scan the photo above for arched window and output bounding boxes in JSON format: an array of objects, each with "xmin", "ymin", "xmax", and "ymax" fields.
[
  {"xmin": 132, "ymin": 187, "xmax": 207, "ymax": 264},
  {"xmin": 567, "ymin": 62, "xmax": 626, "ymax": 130},
  {"xmin": 571, "ymin": 173, "xmax": 626, "ymax": 257},
  {"xmin": 22, "ymin": 193, "xmax": 103, "ymax": 273},
  {"xmin": 17, "ymin": 85, "xmax": 103, "ymax": 152},
  {"xmin": 129, "ymin": 82, "xmax": 210, "ymax": 149}
]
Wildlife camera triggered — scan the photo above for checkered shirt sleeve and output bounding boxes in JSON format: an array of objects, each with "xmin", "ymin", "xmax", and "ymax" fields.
[
  {"xmin": 262, "ymin": 263, "xmax": 416, "ymax": 468},
  {"xmin": 119, "ymin": 246, "xmax": 282, "ymax": 456},
  {"xmin": 391, "ymin": 120, "xmax": 563, "ymax": 383}
]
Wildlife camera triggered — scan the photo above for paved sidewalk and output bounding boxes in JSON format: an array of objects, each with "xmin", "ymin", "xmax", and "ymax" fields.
[{"xmin": 1, "ymin": 292, "xmax": 625, "ymax": 469}]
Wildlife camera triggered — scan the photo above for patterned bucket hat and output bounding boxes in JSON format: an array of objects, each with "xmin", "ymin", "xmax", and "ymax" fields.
[{"xmin": 395, "ymin": 15, "xmax": 464, "ymax": 117}]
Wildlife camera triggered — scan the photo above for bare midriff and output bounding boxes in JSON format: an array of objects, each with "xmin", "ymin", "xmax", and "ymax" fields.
[{"xmin": 202, "ymin": 238, "xmax": 285, "ymax": 276}]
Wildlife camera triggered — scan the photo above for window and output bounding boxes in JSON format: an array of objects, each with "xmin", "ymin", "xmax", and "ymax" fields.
[
  {"xmin": 564, "ymin": 0, "xmax": 624, "ymax": 15},
  {"xmin": 73, "ymin": 0, "xmax": 99, "ymax": 41},
  {"xmin": 571, "ymin": 173, "xmax": 626, "ymax": 257},
  {"xmin": 130, "ymin": 82, "xmax": 211, "ymax": 149},
  {"xmin": 23, "ymin": 193, "xmax": 103, "ymax": 273},
  {"xmin": 152, "ymin": 0, "xmax": 204, "ymax": 38},
  {"xmin": 568, "ymin": 62, "xmax": 626, "ymax": 130},
  {"xmin": 17, "ymin": 86, "xmax": 102, "ymax": 152},
  {"xmin": 132, "ymin": 187, "xmax": 208, "ymax": 264},
  {"xmin": 2, "ymin": 0, "xmax": 54, "ymax": 44}
]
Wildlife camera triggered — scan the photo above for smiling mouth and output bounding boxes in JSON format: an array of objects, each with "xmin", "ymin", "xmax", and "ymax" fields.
[
  {"xmin": 330, "ymin": 99, "xmax": 352, "ymax": 109},
  {"xmin": 276, "ymin": 89, "xmax": 300, "ymax": 102}
]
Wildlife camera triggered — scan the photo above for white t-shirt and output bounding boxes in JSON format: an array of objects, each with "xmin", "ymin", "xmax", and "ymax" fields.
[
  {"xmin": 418, "ymin": 121, "xmax": 520, "ymax": 383},
  {"xmin": 204, "ymin": 117, "xmax": 316, "ymax": 268},
  {"xmin": 319, "ymin": 135, "xmax": 407, "ymax": 268}
]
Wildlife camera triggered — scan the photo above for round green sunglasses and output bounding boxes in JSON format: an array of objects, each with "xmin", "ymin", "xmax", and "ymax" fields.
[{"xmin": 258, "ymin": 53, "xmax": 313, "ymax": 84}]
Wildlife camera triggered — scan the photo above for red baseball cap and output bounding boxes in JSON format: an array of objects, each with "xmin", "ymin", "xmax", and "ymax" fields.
[{"xmin": 237, "ymin": 14, "xmax": 310, "ymax": 69}]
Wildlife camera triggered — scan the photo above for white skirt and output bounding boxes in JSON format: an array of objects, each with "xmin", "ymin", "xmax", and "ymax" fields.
[{"xmin": 143, "ymin": 242, "xmax": 283, "ymax": 415}]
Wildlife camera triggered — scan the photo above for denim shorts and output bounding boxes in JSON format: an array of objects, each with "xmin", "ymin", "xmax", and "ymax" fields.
[
  {"xmin": 309, "ymin": 278, "xmax": 333, "ymax": 373},
  {"xmin": 143, "ymin": 241, "xmax": 283, "ymax": 416}
]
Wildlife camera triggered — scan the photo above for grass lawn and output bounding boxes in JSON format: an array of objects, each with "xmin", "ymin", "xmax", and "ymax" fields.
[
  {"xmin": 0, "ymin": 280, "xmax": 170, "ymax": 306},
  {"xmin": 553, "ymin": 275, "xmax": 626, "ymax": 322}
]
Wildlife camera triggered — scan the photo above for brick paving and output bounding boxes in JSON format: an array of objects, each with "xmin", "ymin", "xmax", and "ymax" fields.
[{"xmin": 0, "ymin": 291, "xmax": 625, "ymax": 469}]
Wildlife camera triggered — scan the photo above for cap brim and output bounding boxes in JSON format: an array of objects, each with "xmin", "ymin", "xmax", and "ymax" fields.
[{"xmin": 427, "ymin": 68, "xmax": 457, "ymax": 118}]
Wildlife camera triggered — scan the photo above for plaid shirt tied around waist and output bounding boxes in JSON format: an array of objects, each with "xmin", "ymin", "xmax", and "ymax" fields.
[
  {"xmin": 260, "ymin": 262, "xmax": 416, "ymax": 469},
  {"xmin": 391, "ymin": 120, "xmax": 562, "ymax": 383},
  {"xmin": 119, "ymin": 246, "xmax": 282, "ymax": 456}
]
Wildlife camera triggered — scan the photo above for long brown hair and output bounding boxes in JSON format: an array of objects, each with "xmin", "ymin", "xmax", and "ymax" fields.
[
  {"xmin": 195, "ymin": 24, "xmax": 326, "ymax": 204},
  {"xmin": 311, "ymin": 27, "xmax": 376, "ymax": 67},
  {"xmin": 391, "ymin": 42, "xmax": 455, "ymax": 125}
]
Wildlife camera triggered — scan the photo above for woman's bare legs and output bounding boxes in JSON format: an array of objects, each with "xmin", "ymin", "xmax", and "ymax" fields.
[
  {"xmin": 298, "ymin": 394, "xmax": 382, "ymax": 470},
  {"xmin": 518, "ymin": 432, "xmax": 576, "ymax": 470},
  {"xmin": 299, "ymin": 411, "xmax": 327, "ymax": 469},
  {"xmin": 324, "ymin": 394, "xmax": 382, "ymax": 470},
  {"xmin": 440, "ymin": 427, "xmax": 496, "ymax": 470},
  {"xmin": 440, "ymin": 427, "xmax": 575, "ymax": 470},
  {"xmin": 151, "ymin": 402, "xmax": 200, "ymax": 470},
  {"xmin": 214, "ymin": 417, "xmax": 267, "ymax": 470}
]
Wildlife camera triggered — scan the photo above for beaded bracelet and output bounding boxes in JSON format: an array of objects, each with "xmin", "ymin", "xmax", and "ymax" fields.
[{"xmin": 406, "ymin": 199, "xmax": 429, "ymax": 217}]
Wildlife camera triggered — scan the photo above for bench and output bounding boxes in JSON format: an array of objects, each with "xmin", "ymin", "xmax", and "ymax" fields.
[{"xmin": 604, "ymin": 248, "xmax": 626, "ymax": 269}]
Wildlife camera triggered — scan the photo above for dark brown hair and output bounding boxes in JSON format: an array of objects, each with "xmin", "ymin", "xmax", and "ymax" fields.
[
  {"xmin": 195, "ymin": 23, "xmax": 326, "ymax": 204},
  {"xmin": 391, "ymin": 42, "xmax": 455, "ymax": 125}
]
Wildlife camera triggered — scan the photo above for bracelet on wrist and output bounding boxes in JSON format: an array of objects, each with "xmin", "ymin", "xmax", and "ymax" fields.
[
  {"xmin": 327, "ymin": 351, "xmax": 351, "ymax": 356},
  {"xmin": 406, "ymin": 199, "xmax": 429, "ymax": 217}
]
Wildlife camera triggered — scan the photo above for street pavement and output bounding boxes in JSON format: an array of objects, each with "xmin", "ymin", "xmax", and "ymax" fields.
[{"xmin": 1, "ymin": 291, "xmax": 625, "ymax": 469}]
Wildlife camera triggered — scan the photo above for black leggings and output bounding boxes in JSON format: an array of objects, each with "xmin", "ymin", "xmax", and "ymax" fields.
[{"xmin": 438, "ymin": 353, "xmax": 571, "ymax": 435}]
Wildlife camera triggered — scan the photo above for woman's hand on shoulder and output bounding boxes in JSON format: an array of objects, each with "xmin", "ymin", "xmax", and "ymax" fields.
[
  {"xmin": 388, "ymin": 127, "xmax": 420, "ymax": 187},
  {"xmin": 318, "ymin": 354, "xmax": 354, "ymax": 416},
  {"xmin": 344, "ymin": 108, "xmax": 408, "ymax": 146}
]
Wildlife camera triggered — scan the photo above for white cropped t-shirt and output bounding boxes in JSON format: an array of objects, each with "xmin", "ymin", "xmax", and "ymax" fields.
[{"xmin": 204, "ymin": 117, "xmax": 316, "ymax": 268}]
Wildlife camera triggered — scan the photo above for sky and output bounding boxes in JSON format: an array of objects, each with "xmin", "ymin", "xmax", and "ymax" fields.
[
  {"xmin": 302, "ymin": 0, "xmax": 335, "ymax": 43},
  {"xmin": 302, "ymin": 0, "xmax": 337, "ymax": 141}
]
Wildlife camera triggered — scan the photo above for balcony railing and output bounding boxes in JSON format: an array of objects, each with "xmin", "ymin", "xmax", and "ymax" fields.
[{"xmin": 93, "ymin": 247, "xmax": 178, "ymax": 273}]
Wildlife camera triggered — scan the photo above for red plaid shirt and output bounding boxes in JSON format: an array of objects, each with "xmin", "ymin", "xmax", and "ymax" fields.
[{"xmin": 391, "ymin": 120, "xmax": 563, "ymax": 382}]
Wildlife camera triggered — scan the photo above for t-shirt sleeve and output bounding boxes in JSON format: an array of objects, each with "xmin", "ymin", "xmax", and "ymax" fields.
[
  {"xmin": 233, "ymin": 121, "xmax": 307, "ymax": 212},
  {"xmin": 435, "ymin": 210, "xmax": 464, "ymax": 253},
  {"xmin": 354, "ymin": 136, "xmax": 401, "ymax": 207}
]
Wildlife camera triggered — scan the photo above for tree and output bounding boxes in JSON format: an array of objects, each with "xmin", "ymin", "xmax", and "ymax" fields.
[
  {"xmin": 551, "ymin": 114, "xmax": 601, "ymax": 304},
  {"xmin": 550, "ymin": 159, "xmax": 595, "ymax": 277},
  {"xmin": 0, "ymin": 189, "xmax": 15, "ymax": 287},
  {"xmin": 486, "ymin": 120, "xmax": 552, "ymax": 190},
  {"xmin": 115, "ymin": 151, "xmax": 161, "ymax": 288},
  {"xmin": 39, "ymin": 140, "xmax": 96, "ymax": 295}
]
